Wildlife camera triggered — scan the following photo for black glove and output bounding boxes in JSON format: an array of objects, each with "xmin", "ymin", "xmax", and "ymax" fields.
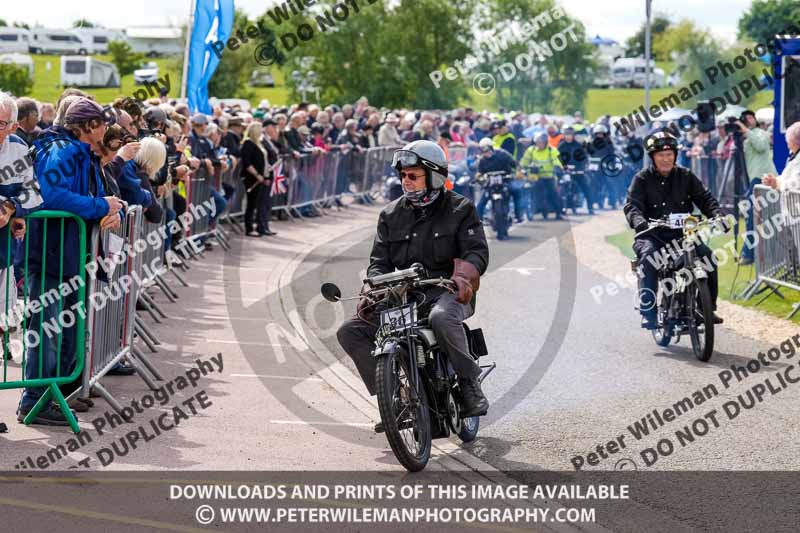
[{"xmin": 634, "ymin": 221, "xmax": 649, "ymax": 233}]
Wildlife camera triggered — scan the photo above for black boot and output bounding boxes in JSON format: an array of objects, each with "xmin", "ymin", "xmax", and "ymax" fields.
[{"xmin": 458, "ymin": 378, "xmax": 489, "ymax": 418}]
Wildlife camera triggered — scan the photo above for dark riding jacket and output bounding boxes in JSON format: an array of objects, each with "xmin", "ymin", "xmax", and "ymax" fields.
[
  {"xmin": 624, "ymin": 165, "xmax": 721, "ymax": 235},
  {"xmin": 368, "ymin": 190, "xmax": 489, "ymax": 281}
]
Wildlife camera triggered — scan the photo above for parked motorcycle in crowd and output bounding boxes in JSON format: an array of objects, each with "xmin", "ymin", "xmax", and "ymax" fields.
[
  {"xmin": 476, "ymin": 171, "xmax": 514, "ymax": 240},
  {"xmin": 321, "ymin": 263, "xmax": 495, "ymax": 472}
]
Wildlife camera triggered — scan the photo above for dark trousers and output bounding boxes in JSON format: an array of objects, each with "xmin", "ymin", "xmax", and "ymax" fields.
[
  {"xmin": 572, "ymin": 174, "xmax": 594, "ymax": 213},
  {"xmin": 336, "ymin": 291, "xmax": 480, "ymax": 395},
  {"xmin": 245, "ymin": 182, "xmax": 273, "ymax": 233},
  {"xmin": 534, "ymin": 178, "xmax": 562, "ymax": 218},
  {"xmin": 634, "ymin": 235, "xmax": 718, "ymax": 319}
]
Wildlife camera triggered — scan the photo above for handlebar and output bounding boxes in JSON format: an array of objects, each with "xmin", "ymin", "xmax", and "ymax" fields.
[{"xmin": 634, "ymin": 215, "xmax": 726, "ymax": 239}]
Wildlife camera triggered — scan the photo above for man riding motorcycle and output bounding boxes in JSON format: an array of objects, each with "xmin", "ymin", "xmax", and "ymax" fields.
[
  {"xmin": 624, "ymin": 131, "xmax": 725, "ymax": 330},
  {"xmin": 520, "ymin": 133, "xmax": 564, "ymax": 220},
  {"xmin": 337, "ymin": 140, "xmax": 490, "ymax": 431},
  {"xmin": 586, "ymin": 124, "xmax": 616, "ymax": 209},
  {"xmin": 475, "ymin": 137, "xmax": 519, "ymax": 221},
  {"xmin": 557, "ymin": 126, "xmax": 595, "ymax": 215}
]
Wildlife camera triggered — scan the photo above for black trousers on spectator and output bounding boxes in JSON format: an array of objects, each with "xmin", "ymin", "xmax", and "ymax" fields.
[
  {"xmin": 244, "ymin": 184, "xmax": 260, "ymax": 232},
  {"xmin": 257, "ymin": 183, "xmax": 273, "ymax": 233},
  {"xmin": 245, "ymin": 183, "xmax": 274, "ymax": 233}
]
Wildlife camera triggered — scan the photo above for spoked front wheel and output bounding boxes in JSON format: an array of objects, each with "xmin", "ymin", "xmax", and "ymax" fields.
[
  {"xmin": 687, "ymin": 279, "xmax": 715, "ymax": 361},
  {"xmin": 375, "ymin": 351, "xmax": 432, "ymax": 472}
]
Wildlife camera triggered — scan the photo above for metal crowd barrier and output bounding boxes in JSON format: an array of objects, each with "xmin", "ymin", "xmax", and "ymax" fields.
[
  {"xmin": 740, "ymin": 185, "xmax": 800, "ymax": 318},
  {"xmin": 69, "ymin": 207, "xmax": 164, "ymax": 415},
  {"xmin": 0, "ymin": 211, "xmax": 89, "ymax": 433},
  {"xmin": 691, "ymin": 154, "xmax": 737, "ymax": 211}
]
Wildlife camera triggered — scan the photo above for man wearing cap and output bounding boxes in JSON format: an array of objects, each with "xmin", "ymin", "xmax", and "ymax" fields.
[
  {"xmin": 20, "ymin": 97, "xmax": 124, "ymax": 425},
  {"xmin": 189, "ymin": 113, "xmax": 228, "ymax": 246}
]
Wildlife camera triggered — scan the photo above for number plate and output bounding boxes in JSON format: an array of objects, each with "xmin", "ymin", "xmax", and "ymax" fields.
[
  {"xmin": 588, "ymin": 163, "xmax": 599, "ymax": 172},
  {"xmin": 380, "ymin": 304, "xmax": 416, "ymax": 334},
  {"xmin": 562, "ymin": 174, "xmax": 571, "ymax": 182},
  {"xmin": 668, "ymin": 213, "xmax": 690, "ymax": 229},
  {"xmin": 489, "ymin": 175, "xmax": 503, "ymax": 186}
]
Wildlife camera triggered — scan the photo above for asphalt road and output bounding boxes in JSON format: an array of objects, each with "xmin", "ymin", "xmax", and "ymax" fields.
[{"xmin": 287, "ymin": 206, "xmax": 800, "ymax": 531}]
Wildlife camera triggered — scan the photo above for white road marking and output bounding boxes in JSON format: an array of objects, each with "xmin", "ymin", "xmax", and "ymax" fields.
[
  {"xmin": 231, "ymin": 373, "xmax": 323, "ymax": 382},
  {"xmin": 270, "ymin": 420, "xmax": 374, "ymax": 427},
  {"xmin": 499, "ymin": 267, "xmax": 545, "ymax": 275},
  {"xmin": 204, "ymin": 339, "xmax": 289, "ymax": 347}
]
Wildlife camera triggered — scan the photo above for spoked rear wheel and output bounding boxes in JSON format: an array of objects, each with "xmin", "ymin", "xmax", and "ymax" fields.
[
  {"xmin": 651, "ymin": 282, "xmax": 672, "ymax": 347},
  {"xmin": 687, "ymin": 279, "xmax": 715, "ymax": 361},
  {"xmin": 375, "ymin": 351, "xmax": 432, "ymax": 472}
]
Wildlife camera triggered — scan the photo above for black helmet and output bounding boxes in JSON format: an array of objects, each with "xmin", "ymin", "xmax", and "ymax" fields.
[
  {"xmin": 392, "ymin": 140, "xmax": 448, "ymax": 189},
  {"xmin": 645, "ymin": 131, "xmax": 678, "ymax": 155}
]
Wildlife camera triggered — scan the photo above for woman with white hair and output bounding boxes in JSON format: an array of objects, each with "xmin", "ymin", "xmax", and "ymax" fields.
[
  {"xmin": 120, "ymin": 136, "xmax": 165, "ymax": 223},
  {"xmin": 763, "ymin": 122, "xmax": 800, "ymax": 192}
]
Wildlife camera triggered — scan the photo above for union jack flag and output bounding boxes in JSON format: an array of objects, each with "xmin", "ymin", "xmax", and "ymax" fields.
[{"xmin": 271, "ymin": 159, "xmax": 287, "ymax": 195}]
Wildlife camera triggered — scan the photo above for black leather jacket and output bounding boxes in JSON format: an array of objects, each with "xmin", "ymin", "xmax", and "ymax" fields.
[
  {"xmin": 624, "ymin": 165, "xmax": 721, "ymax": 234},
  {"xmin": 368, "ymin": 190, "xmax": 489, "ymax": 281}
]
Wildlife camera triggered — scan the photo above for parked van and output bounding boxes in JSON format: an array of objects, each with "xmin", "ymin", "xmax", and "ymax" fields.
[
  {"xmin": 30, "ymin": 29, "xmax": 86, "ymax": 55},
  {"xmin": 0, "ymin": 28, "xmax": 31, "ymax": 54},
  {"xmin": 60, "ymin": 56, "xmax": 120, "ymax": 88},
  {"xmin": 72, "ymin": 28, "xmax": 126, "ymax": 55}
]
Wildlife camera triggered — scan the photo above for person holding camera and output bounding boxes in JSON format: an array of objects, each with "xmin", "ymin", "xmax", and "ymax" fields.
[{"xmin": 737, "ymin": 110, "xmax": 778, "ymax": 265}]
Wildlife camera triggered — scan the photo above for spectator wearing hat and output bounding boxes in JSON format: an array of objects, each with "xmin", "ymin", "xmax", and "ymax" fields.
[
  {"xmin": 378, "ymin": 113, "xmax": 402, "ymax": 146},
  {"xmin": 189, "ymin": 114, "xmax": 228, "ymax": 247},
  {"xmin": 20, "ymin": 97, "xmax": 124, "ymax": 424}
]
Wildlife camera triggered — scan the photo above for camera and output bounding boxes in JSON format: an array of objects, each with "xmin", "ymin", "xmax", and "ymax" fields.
[{"xmin": 724, "ymin": 116, "xmax": 740, "ymax": 135}]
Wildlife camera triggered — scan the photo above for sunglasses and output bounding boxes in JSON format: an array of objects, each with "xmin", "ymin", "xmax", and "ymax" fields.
[{"xmin": 398, "ymin": 171, "xmax": 425, "ymax": 180}]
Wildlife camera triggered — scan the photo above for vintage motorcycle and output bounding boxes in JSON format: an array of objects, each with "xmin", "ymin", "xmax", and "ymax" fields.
[
  {"xmin": 321, "ymin": 263, "xmax": 495, "ymax": 472},
  {"xmin": 633, "ymin": 214, "xmax": 723, "ymax": 361},
  {"xmin": 560, "ymin": 164, "xmax": 582, "ymax": 215},
  {"xmin": 477, "ymin": 171, "xmax": 514, "ymax": 240}
]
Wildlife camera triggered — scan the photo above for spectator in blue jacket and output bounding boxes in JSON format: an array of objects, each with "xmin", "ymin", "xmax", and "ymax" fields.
[{"xmin": 19, "ymin": 97, "xmax": 123, "ymax": 426}]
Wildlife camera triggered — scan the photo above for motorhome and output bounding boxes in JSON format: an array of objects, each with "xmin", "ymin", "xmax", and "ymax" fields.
[
  {"xmin": 30, "ymin": 29, "xmax": 86, "ymax": 55},
  {"xmin": 60, "ymin": 56, "xmax": 120, "ymax": 88},
  {"xmin": 125, "ymin": 27, "xmax": 182, "ymax": 57},
  {"xmin": 0, "ymin": 28, "xmax": 32, "ymax": 54},
  {"xmin": 72, "ymin": 28, "xmax": 126, "ymax": 55},
  {"xmin": 612, "ymin": 58, "xmax": 665, "ymax": 88}
]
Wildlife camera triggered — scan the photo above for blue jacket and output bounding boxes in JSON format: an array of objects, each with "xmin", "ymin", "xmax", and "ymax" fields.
[
  {"xmin": 120, "ymin": 160, "xmax": 153, "ymax": 207},
  {"xmin": 29, "ymin": 127, "xmax": 110, "ymax": 278}
]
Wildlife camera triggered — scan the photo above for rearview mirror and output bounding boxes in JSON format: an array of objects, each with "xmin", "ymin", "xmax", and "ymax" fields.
[{"xmin": 320, "ymin": 283, "xmax": 342, "ymax": 302}]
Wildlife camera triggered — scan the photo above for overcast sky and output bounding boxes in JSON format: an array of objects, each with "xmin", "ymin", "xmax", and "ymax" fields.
[{"xmin": 3, "ymin": 0, "xmax": 752, "ymax": 45}]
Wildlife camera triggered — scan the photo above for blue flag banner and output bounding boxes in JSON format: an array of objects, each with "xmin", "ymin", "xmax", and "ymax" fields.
[{"xmin": 187, "ymin": 0, "xmax": 235, "ymax": 114}]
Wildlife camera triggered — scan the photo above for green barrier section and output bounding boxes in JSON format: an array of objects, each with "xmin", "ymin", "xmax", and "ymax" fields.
[{"xmin": 0, "ymin": 210, "xmax": 88, "ymax": 434}]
